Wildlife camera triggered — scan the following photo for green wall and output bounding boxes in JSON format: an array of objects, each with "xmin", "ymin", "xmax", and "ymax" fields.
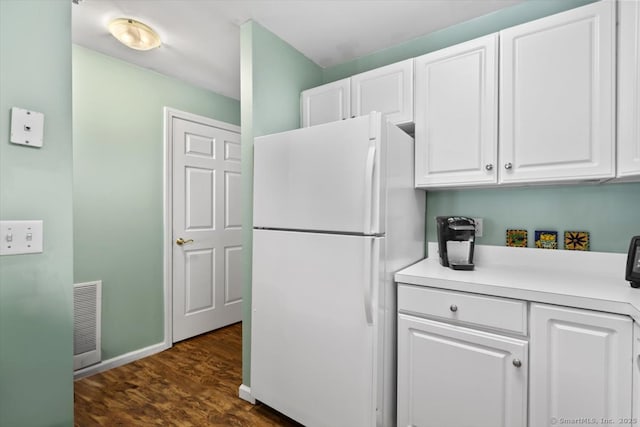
[
  {"xmin": 73, "ymin": 46, "xmax": 240, "ymax": 360},
  {"xmin": 240, "ymin": 21, "xmax": 323, "ymax": 385},
  {"xmin": 323, "ymin": 0, "xmax": 640, "ymax": 253},
  {"xmin": 0, "ymin": 1, "xmax": 74, "ymax": 426},
  {"xmin": 427, "ymin": 183, "xmax": 640, "ymax": 253}
]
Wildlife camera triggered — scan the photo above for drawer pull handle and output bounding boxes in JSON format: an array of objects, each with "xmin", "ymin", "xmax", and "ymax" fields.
[
  {"xmin": 513, "ymin": 359, "xmax": 522, "ymax": 368},
  {"xmin": 449, "ymin": 304, "xmax": 458, "ymax": 312}
]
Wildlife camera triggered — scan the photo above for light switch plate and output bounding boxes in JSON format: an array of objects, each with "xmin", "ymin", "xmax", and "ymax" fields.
[
  {"xmin": 0, "ymin": 220, "xmax": 43, "ymax": 255},
  {"xmin": 10, "ymin": 107, "xmax": 44, "ymax": 148}
]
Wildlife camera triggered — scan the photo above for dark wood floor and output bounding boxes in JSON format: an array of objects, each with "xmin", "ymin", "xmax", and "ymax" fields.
[{"xmin": 74, "ymin": 323, "xmax": 301, "ymax": 426}]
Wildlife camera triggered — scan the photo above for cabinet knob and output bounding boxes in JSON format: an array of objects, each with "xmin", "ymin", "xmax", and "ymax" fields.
[
  {"xmin": 485, "ymin": 164, "xmax": 493, "ymax": 171},
  {"xmin": 513, "ymin": 359, "xmax": 522, "ymax": 368},
  {"xmin": 449, "ymin": 304, "xmax": 458, "ymax": 312},
  {"xmin": 504, "ymin": 162, "xmax": 513, "ymax": 170}
]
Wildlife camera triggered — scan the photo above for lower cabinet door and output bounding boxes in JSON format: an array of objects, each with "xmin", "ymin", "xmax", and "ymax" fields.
[
  {"xmin": 397, "ymin": 314, "xmax": 528, "ymax": 427},
  {"xmin": 530, "ymin": 303, "xmax": 633, "ymax": 427},
  {"xmin": 634, "ymin": 323, "xmax": 640, "ymax": 424}
]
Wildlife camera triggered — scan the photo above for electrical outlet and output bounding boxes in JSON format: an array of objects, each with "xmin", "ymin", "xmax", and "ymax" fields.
[{"xmin": 473, "ymin": 218, "xmax": 483, "ymax": 237}]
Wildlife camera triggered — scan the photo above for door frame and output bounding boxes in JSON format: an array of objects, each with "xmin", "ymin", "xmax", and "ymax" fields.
[{"xmin": 162, "ymin": 107, "xmax": 241, "ymax": 347}]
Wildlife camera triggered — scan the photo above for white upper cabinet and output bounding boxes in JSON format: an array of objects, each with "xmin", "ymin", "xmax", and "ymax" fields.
[
  {"xmin": 301, "ymin": 59, "xmax": 413, "ymax": 128},
  {"xmin": 351, "ymin": 59, "xmax": 414, "ymax": 126},
  {"xmin": 617, "ymin": 0, "xmax": 640, "ymax": 180},
  {"xmin": 499, "ymin": 1, "xmax": 615, "ymax": 184},
  {"xmin": 414, "ymin": 34, "xmax": 498, "ymax": 187},
  {"xmin": 529, "ymin": 303, "xmax": 633, "ymax": 426},
  {"xmin": 301, "ymin": 79, "xmax": 350, "ymax": 128}
]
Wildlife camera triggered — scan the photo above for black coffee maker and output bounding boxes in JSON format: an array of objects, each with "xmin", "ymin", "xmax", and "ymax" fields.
[{"xmin": 436, "ymin": 216, "xmax": 476, "ymax": 271}]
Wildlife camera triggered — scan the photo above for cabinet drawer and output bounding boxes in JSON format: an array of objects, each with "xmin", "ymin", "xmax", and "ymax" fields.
[{"xmin": 398, "ymin": 284, "xmax": 527, "ymax": 335}]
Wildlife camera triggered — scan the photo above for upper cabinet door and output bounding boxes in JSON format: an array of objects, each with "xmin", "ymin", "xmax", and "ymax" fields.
[
  {"xmin": 499, "ymin": 1, "xmax": 615, "ymax": 184},
  {"xmin": 351, "ymin": 59, "xmax": 414, "ymax": 125},
  {"xmin": 414, "ymin": 34, "xmax": 498, "ymax": 188},
  {"xmin": 301, "ymin": 79, "xmax": 350, "ymax": 127},
  {"xmin": 617, "ymin": 0, "xmax": 640, "ymax": 180}
]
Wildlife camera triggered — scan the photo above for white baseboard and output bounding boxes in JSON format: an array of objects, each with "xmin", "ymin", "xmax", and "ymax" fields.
[
  {"xmin": 73, "ymin": 341, "xmax": 171, "ymax": 380},
  {"xmin": 238, "ymin": 384, "xmax": 255, "ymax": 404}
]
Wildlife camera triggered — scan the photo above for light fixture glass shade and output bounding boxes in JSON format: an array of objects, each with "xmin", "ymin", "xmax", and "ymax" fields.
[{"xmin": 108, "ymin": 18, "xmax": 161, "ymax": 51}]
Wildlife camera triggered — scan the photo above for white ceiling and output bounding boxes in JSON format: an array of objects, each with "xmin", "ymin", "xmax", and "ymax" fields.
[{"xmin": 72, "ymin": 0, "xmax": 523, "ymax": 100}]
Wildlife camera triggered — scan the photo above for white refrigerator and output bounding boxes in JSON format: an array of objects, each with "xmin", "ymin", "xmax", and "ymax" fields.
[{"xmin": 251, "ymin": 112, "xmax": 425, "ymax": 427}]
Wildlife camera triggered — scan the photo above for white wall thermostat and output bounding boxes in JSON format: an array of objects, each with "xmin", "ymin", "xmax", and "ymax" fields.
[{"xmin": 10, "ymin": 107, "xmax": 44, "ymax": 148}]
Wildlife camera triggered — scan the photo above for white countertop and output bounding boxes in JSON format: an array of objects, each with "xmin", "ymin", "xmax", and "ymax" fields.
[{"xmin": 395, "ymin": 243, "xmax": 640, "ymax": 323}]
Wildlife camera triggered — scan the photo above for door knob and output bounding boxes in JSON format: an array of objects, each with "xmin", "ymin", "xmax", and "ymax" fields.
[
  {"xmin": 513, "ymin": 359, "xmax": 522, "ymax": 368},
  {"xmin": 504, "ymin": 162, "xmax": 513, "ymax": 170},
  {"xmin": 176, "ymin": 238, "xmax": 194, "ymax": 246},
  {"xmin": 485, "ymin": 164, "xmax": 494, "ymax": 171},
  {"xmin": 449, "ymin": 304, "xmax": 458, "ymax": 312}
]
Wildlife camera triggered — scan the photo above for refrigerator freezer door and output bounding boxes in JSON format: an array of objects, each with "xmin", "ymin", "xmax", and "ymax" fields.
[
  {"xmin": 251, "ymin": 229, "xmax": 380, "ymax": 427},
  {"xmin": 253, "ymin": 115, "xmax": 383, "ymax": 235}
]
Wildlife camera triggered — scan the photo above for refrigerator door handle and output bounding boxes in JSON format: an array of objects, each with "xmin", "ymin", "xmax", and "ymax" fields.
[
  {"xmin": 363, "ymin": 238, "xmax": 378, "ymax": 325},
  {"xmin": 363, "ymin": 144, "xmax": 376, "ymax": 234}
]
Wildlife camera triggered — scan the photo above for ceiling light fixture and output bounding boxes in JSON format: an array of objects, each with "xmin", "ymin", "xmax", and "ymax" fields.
[{"xmin": 108, "ymin": 18, "xmax": 161, "ymax": 51}]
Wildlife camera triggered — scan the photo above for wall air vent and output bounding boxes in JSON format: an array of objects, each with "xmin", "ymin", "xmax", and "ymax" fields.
[{"xmin": 73, "ymin": 280, "xmax": 102, "ymax": 370}]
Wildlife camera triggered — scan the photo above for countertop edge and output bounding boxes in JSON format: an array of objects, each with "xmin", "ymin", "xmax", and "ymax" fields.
[{"xmin": 395, "ymin": 254, "xmax": 640, "ymax": 324}]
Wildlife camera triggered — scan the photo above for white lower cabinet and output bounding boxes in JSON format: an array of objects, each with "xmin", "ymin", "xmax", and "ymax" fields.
[
  {"xmin": 397, "ymin": 285, "xmax": 528, "ymax": 427},
  {"xmin": 398, "ymin": 285, "xmax": 637, "ymax": 427},
  {"xmin": 530, "ymin": 303, "xmax": 634, "ymax": 427},
  {"xmin": 397, "ymin": 314, "xmax": 527, "ymax": 427},
  {"xmin": 634, "ymin": 323, "xmax": 640, "ymax": 423}
]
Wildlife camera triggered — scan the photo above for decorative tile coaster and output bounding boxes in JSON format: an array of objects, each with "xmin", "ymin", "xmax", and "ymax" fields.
[
  {"xmin": 535, "ymin": 230, "xmax": 558, "ymax": 249},
  {"xmin": 565, "ymin": 231, "xmax": 590, "ymax": 251},
  {"xmin": 506, "ymin": 229, "xmax": 528, "ymax": 247}
]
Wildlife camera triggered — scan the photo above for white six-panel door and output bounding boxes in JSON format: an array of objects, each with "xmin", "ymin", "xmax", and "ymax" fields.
[
  {"xmin": 172, "ymin": 116, "xmax": 242, "ymax": 342},
  {"xmin": 499, "ymin": 1, "xmax": 615, "ymax": 183}
]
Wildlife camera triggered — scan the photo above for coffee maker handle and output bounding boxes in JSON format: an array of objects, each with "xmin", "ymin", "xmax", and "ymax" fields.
[{"xmin": 449, "ymin": 224, "xmax": 475, "ymax": 231}]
